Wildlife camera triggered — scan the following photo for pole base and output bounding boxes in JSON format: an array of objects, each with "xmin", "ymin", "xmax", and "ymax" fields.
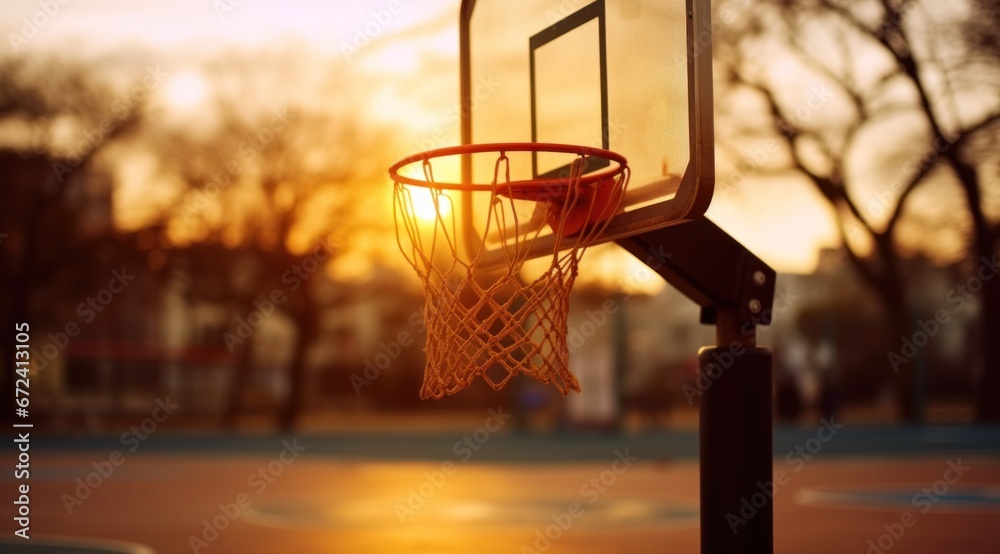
[{"xmin": 699, "ymin": 346, "xmax": 773, "ymax": 554}]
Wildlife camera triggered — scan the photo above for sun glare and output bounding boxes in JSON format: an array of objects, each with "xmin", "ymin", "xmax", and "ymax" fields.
[
  {"xmin": 163, "ymin": 72, "xmax": 207, "ymax": 111},
  {"xmin": 407, "ymin": 186, "xmax": 451, "ymax": 221}
]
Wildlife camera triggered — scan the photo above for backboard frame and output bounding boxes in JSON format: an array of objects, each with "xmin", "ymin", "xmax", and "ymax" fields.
[
  {"xmin": 529, "ymin": 0, "xmax": 610, "ymax": 180},
  {"xmin": 459, "ymin": 0, "xmax": 716, "ymax": 266}
]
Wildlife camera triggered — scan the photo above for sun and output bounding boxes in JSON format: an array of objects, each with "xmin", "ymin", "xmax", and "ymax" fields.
[
  {"xmin": 406, "ymin": 186, "xmax": 452, "ymax": 221},
  {"xmin": 163, "ymin": 72, "xmax": 207, "ymax": 111}
]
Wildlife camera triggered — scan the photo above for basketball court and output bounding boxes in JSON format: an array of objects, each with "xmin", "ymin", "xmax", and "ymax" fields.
[
  {"xmin": 389, "ymin": 0, "xmax": 776, "ymax": 550},
  {"xmin": 8, "ymin": 1, "xmax": 999, "ymax": 552},
  {"xmin": 6, "ymin": 427, "xmax": 1000, "ymax": 553}
]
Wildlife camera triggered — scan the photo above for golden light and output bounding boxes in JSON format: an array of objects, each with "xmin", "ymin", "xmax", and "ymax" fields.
[
  {"xmin": 407, "ymin": 186, "xmax": 452, "ymax": 221},
  {"xmin": 571, "ymin": 244, "xmax": 667, "ymax": 295},
  {"xmin": 163, "ymin": 72, "xmax": 207, "ymax": 111}
]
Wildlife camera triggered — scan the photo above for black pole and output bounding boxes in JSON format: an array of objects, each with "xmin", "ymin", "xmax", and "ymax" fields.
[
  {"xmin": 618, "ymin": 218, "xmax": 775, "ymax": 554},
  {"xmin": 699, "ymin": 310, "xmax": 773, "ymax": 553}
]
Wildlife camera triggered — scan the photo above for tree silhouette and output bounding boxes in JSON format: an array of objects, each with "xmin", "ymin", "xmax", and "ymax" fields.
[
  {"xmin": 141, "ymin": 56, "xmax": 394, "ymax": 429},
  {"xmin": 0, "ymin": 56, "xmax": 145, "ymax": 422},
  {"xmin": 714, "ymin": 0, "xmax": 1000, "ymax": 421}
]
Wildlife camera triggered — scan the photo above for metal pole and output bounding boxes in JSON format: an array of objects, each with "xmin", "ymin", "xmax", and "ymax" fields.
[
  {"xmin": 613, "ymin": 291, "xmax": 627, "ymax": 433},
  {"xmin": 699, "ymin": 309, "xmax": 773, "ymax": 553},
  {"xmin": 617, "ymin": 219, "xmax": 775, "ymax": 553}
]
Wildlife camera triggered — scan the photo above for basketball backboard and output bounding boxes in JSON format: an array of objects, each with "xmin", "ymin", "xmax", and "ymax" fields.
[{"xmin": 460, "ymin": 0, "xmax": 715, "ymax": 264}]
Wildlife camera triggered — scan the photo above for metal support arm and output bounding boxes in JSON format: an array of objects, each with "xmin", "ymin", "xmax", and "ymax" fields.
[{"xmin": 617, "ymin": 217, "xmax": 776, "ymax": 329}]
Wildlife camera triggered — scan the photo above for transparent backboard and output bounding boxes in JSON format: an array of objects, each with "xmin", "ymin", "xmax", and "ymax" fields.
[{"xmin": 460, "ymin": 0, "xmax": 715, "ymax": 265}]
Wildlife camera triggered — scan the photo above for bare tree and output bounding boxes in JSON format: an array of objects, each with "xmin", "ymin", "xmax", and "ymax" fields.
[
  {"xmin": 0, "ymin": 56, "xmax": 144, "ymax": 423},
  {"xmin": 142, "ymin": 58, "xmax": 393, "ymax": 429},
  {"xmin": 714, "ymin": 0, "xmax": 1000, "ymax": 421}
]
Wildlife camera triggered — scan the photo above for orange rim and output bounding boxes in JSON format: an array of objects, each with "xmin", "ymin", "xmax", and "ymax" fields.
[{"xmin": 388, "ymin": 142, "xmax": 628, "ymax": 191}]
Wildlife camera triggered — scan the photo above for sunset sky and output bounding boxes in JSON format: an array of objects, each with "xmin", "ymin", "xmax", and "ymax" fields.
[{"xmin": 1, "ymin": 0, "xmax": 844, "ymax": 276}]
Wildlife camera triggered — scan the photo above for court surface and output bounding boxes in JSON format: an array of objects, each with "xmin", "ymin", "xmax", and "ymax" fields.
[{"xmin": 5, "ymin": 426, "xmax": 1000, "ymax": 553}]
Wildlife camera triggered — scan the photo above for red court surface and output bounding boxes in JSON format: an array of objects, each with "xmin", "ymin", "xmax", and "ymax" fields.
[{"xmin": 7, "ymin": 450, "xmax": 1000, "ymax": 553}]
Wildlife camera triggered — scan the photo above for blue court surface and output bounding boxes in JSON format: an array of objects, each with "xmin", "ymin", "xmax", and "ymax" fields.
[{"xmin": 4, "ymin": 425, "xmax": 999, "ymax": 553}]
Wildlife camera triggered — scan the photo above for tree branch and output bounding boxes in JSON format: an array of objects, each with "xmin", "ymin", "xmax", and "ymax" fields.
[
  {"xmin": 885, "ymin": 111, "xmax": 1000, "ymax": 233},
  {"xmin": 834, "ymin": 206, "xmax": 886, "ymax": 291}
]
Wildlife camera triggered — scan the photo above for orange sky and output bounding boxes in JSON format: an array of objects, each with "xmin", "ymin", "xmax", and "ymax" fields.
[{"xmin": 1, "ymin": 0, "xmax": 841, "ymax": 275}]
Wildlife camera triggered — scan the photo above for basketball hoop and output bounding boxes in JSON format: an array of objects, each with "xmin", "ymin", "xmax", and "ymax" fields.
[{"xmin": 390, "ymin": 143, "xmax": 630, "ymax": 399}]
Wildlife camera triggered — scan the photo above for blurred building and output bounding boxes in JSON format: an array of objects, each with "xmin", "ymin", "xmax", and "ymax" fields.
[{"xmin": 34, "ymin": 230, "xmax": 983, "ymax": 428}]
